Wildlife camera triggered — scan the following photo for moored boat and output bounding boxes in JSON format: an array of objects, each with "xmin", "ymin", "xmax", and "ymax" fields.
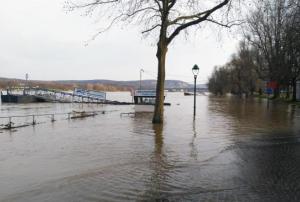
[
  {"xmin": 184, "ymin": 92, "xmax": 194, "ymax": 96},
  {"xmin": 184, "ymin": 91, "xmax": 206, "ymax": 96}
]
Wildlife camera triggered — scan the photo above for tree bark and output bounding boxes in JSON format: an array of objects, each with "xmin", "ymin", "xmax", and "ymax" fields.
[
  {"xmin": 292, "ymin": 78, "xmax": 297, "ymax": 101},
  {"xmin": 152, "ymin": 40, "xmax": 168, "ymax": 124},
  {"xmin": 273, "ymin": 85, "xmax": 280, "ymax": 99},
  {"xmin": 273, "ymin": 90, "xmax": 279, "ymax": 99},
  {"xmin": 285, "ymin": 85, "xmax": 290, "ymax": 100}
]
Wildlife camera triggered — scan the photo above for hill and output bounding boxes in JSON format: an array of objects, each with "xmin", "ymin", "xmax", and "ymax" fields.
[
  {"xmin": 0, "ymin": 77, "xmax": 204, "ymax": 91},
  {"xmin": 58, "ymin": 79, "xmax": 191, "ymax": 90}
]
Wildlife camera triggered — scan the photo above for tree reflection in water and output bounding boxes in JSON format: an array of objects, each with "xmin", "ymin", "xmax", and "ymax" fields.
[{"xmin": 141, "ymin": 123, "xmax": 170, "ymax": 200}]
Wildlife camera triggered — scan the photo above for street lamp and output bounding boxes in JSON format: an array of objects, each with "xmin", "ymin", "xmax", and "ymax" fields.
[
  {"xmin": 192, "ymin": 64, "xmax": 199, "ymax": 118},
  {"xmin": 25, "ymin": 73, "xmax": 29, "ymax": 95},
  {"xmin": 139, "ymin": 69, "xmax": 144, "ymax": 90}
]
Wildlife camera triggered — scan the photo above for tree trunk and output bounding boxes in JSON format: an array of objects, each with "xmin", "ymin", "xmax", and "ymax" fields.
[
  {"xmin": 273, "ymin": 86, "xmax": 280, "ymax": 99},
  {"xmin": 259, "ymin": 88, "xmax": 262, "ymax": 96},
  {"xmin": 292, "ymin": 78, "xmax": 297, "ymax": 101},
  {"xmin": 285, "ymin": 85, "xmax": 290, "ymax": 100},
  {"xmin": 152, "ymin": 41, "xmax": 168, "ymax": 124}
]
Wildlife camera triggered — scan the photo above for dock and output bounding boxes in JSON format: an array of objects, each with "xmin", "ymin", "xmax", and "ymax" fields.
[{"xmin": 1, "ymin": 87, "xmax": 133, "ymax": 105}]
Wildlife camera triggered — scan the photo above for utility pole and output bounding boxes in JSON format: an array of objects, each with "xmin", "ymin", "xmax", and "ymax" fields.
[
  {"xmin": 25, "ymin": 73, "xmax": 29, "ymax": 95},
  {"xmin": 139, "ymin": 69, "xmax": 144, "ymax": 90}
]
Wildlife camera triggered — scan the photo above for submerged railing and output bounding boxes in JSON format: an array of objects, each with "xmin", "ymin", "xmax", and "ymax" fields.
[{"xmin": 0, "ymin": 110, "xmax": 106, "ymax": 130}]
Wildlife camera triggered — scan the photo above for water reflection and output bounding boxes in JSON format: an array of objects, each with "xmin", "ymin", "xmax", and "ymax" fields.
[
  {"xmin": 140, "ymin": 124, "xmax": 167, "ymax": 200},
  {"xmin": 189, "ymin": 120, "xmax": 198, "ymax": 160},
  {"xmin": 207, "ymin": 96, "xmax": 299, "ymax": 136},
  {"xmin": 1, "ymin": 93, "xmax": 300, "ymax": 201},
  {"xmin": 205, "ymin": 96, "xmax": 300, "ymax": 201},
  {"xmin": 153, "ymin": 124, "xmax": 164, "ymax": 159},
  {"xmin": 130, "ymin": 114, "xmax": 172, "ymax": 200},
  {"xmin": 223, "ymin": 131, "xmax": 300, "ymax": 201}
]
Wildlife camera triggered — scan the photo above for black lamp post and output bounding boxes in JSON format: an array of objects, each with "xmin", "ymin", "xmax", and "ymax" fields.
[{"xmin": 192, "ymin": 64, "xmax": 199, "ymax": 118}]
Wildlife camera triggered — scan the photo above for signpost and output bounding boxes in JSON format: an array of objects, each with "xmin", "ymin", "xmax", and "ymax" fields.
[
  {"xmin": 297, "ymin": 81, "xmax": 300, "ymax": 101},
  {"xmin": 267, "ymin": 81, "xmax": 278, "ymax": 89},
  {"xmin": 266, "ymin": 88, "xmax": 272, "ymax": 108},
  {"xmin": 266, "ymin": 81, "xmax": 278, "ymax": 109},
  {"xmin": 134, "ymin": 90, "xmax": 156, "ymax": 97}
]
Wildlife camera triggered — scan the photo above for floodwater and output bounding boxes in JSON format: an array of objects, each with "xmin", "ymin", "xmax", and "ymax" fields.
[{"xmin": 0, "ymin": 92, "xmax": 300, "ymax": 201}]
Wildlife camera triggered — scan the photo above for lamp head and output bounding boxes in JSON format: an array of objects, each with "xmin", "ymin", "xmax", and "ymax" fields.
[{"xmin": 192, "ymin": 64, "xmax": 199, "ymax": 76}]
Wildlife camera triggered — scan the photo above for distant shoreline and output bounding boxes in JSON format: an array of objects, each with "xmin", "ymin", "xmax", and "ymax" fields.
[{"xmin": 0, "ymin": 77, "xmax": 206, "ymax": 92}]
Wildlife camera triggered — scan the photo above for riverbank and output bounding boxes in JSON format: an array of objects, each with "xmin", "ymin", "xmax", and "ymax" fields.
[{"xmin": 253, "ymin": 94, "xmax": 300, "ymax": 106}]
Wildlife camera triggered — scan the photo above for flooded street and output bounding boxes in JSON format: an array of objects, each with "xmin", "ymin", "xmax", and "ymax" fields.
[{"xmin": 0, "ymin": 92, "xmax": 300, "ymax": 201}]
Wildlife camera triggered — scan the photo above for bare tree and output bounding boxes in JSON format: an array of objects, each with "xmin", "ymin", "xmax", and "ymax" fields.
[
  {"xmin": 230, "ymin": 41, "xmax": 258, "ymax": 96},
  {"xmin": 284, "ymin": 0, "xmax": 300, "ymax": 101},
  {"xmin": 245, "ymin": 0, "xmax": 300, "ymax": 99},
  {"xmin": 245, "ymin": 0, "xmax": 285, "ymax": 98},
  {"xmin": 208, "ymin": 41, "xmax": 260, "ymax": 97},
  {"xmin": 208, "ymin": 65, "xmax": 231, "ymax": 95},
  {"xmin": 67, "ymin": 0, "xmax": 237, "ymax": 123}
]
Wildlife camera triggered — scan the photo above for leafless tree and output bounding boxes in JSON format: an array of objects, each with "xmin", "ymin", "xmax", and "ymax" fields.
[
  {"xmin": 284, "ymin": 0, "xmax": 300, "ymax": 100},
  {"xmin": 66, "ymin": 0, "xmax": 238, "ymax": 123},
  {"xmin": 208, "ymin": 41, "xmax": 260, "ymax": 97},
  {"xmin": 245, "ymin": 0, "xmax": 300, "ymax": 99},
  {"xmin": 229, "ymin": 41, "xmax": 258, "ymax": 97},
  {"xmin": 245, "ymin": 0, "xmax": 284, "ymax": 97},
  {"xmin": 208, "ymin": 65, "xmax": 231, "ymax": 95}
]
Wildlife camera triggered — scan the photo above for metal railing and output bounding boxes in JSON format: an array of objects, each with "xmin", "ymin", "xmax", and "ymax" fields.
[{"xmin": 0, "ymin": 110, "xmax": 106, "ymax": 130}]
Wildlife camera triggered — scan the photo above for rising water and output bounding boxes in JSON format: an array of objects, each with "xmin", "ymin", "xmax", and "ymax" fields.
[{"xmin": 0, "ymin": 92, "xmax": 300, "ymax": 201}]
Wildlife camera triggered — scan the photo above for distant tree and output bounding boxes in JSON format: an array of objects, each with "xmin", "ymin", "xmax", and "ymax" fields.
[
  {"xmin": 67, "ymin": 0, "xmax": 238, "ymax": 123},
  {"xmin": 284, "ymin": 1, "xmax": 300, "ymax": 101},
  {"xmin": 245, "ymin": 0, "xmax": 300, "ymax": 99},
  {"xmin": 208, "ymin": 41, "xmax": 260, "ymax": 97},
  {"xmin": 208, "ymin": 66, "xmax": 231, "ymax": 95},
  {"xmin": 229, "ymin": 41, "xmax": 258, "ymax": 96}
]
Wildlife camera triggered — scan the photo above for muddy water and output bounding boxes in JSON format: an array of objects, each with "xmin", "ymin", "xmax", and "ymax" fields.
[{"xmin": 0, "ymin": 93, "xmax": 300, "ymax": 201}]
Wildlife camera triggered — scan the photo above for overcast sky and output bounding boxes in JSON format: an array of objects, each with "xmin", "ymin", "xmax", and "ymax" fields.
[{"xmin": 0, "ymin": 0, "xmax": 240, "ymax": 84}]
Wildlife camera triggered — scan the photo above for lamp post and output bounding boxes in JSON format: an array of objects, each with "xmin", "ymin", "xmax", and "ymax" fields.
[
  {"xmin": 192, "ymin": 64, "xmax": 199, "ymax": 118},
  {"xmin": 25, "ymin": 73, "xmax": 29, "ymax": 95},
  {"xmin": 139, "ymin": 69, "xmax": 144, "ymax": 90}
]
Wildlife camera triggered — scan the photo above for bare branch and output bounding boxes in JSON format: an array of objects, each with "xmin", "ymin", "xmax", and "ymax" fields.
[
  {"xmin": 68, "ymin": 0, "xmax": 119, "ymax": 9},
  {"xmin": 167, "ymin": 0, "xmax": 231, "ymax": 44},
  {"xmin": 153, "ymin": 0, "xmax": 163, "ymax": 13},
  {"xmin": 168, "ymin": 11, "xmax": 209, "ymax": 26},
  {"xmin": 125, "ymin": 6, "xmax": 160, "ymax": 18},
  {"xmin": 85, "ymin": 12, "xmax": 124, "ymax": 45},
  {"xmin": 167, "ymin": 0, "xmax": 177, "ymax": 10},
  {"xmin": 206, "ymin": 18, "xmax": 244, "ymax": 28},
  {"xmin": 141, "ymin": 24, "xmax": 161, "ymax": 34}
]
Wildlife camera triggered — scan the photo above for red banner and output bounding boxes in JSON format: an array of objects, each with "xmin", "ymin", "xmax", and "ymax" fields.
[{"xmin": 267, "ymin": 81, "xmax": 278, "ymax": 89}]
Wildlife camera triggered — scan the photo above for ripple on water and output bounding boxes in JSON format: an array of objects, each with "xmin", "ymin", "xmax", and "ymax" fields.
[{"xmin": 1, "ymin": 93, "xmax": 300, "ymax": 201}]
